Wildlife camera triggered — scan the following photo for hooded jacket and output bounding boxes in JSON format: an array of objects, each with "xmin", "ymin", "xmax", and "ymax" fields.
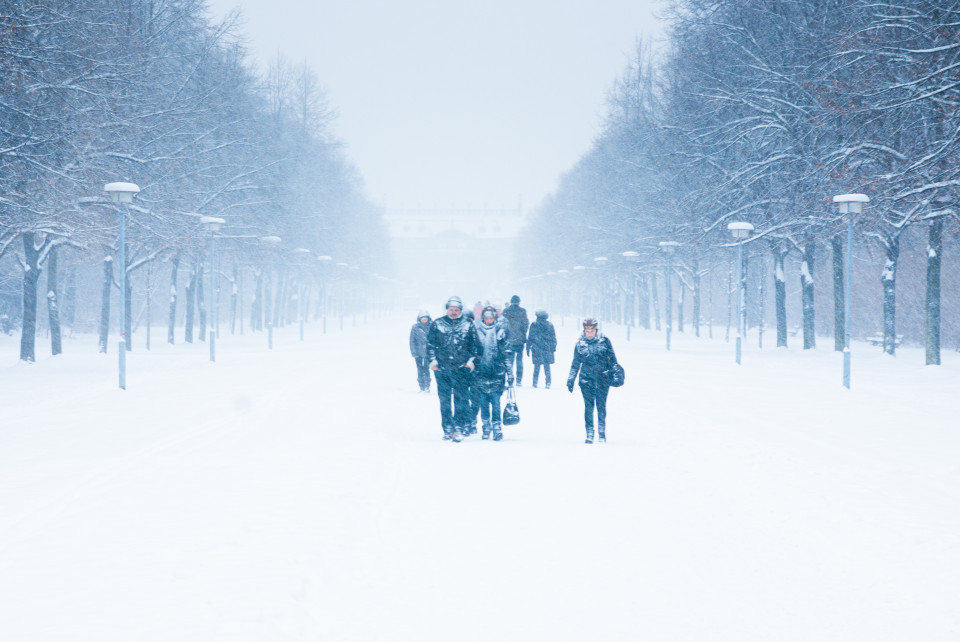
[
  {"xmin": 409, "ymin": 312, "xmax": 431, "ymax": 358},
  {"xmin": 427, "ymin": 314, "xmax": 481, "ymax": 372},
  {"xmin": 527, "ymin": 312, "xmax": 557, "ymax": 365},
  {"xmin": 567, "ymin": 331, "xmax": 618, "ymax": 390},
  {"xmin": 501, "ymin": 303, "xmax": 529, "ymax": 346},
  {"xmin": 473, "ymin": 318, "xmax": 512, "ymax": 393}
]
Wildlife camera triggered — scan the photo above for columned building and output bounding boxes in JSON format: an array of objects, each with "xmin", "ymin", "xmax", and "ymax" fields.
[{"xmin": 385, "ymin": 207, "xmax": 524, "ymax": 312}]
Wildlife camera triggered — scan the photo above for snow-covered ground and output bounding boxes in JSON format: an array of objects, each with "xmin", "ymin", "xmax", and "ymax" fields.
[{"xmin": 1, "ymin": 314, "xmax": 958, "ymax": 641}]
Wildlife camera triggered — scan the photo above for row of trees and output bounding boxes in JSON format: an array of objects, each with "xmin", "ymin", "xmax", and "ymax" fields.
[
  {"xmin": 520, "ymin": 0, "xmax": 960, "ymax": 363},
  {"xmin": 1, "ymin": 0, "xmax": 390, "ymax": 361}
]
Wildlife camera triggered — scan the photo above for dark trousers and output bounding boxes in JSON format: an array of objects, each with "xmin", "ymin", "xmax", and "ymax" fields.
[
  {"xmin": 414, "ymin": 357, "xmax": 431, "ymax": 390},
  {"xmin": 509, "ymin": 347, "xmax": 524, "ymax": 383},
  {"xmin": 477, "ymin": 389, "xmax": 503, "ymax": 428},
  {"xmin": 580, "ymin": 384, "xmax": 609, "ymax": 432},
  {"xmin": 435, "ymin": 369, "xmax": 470, "ymax": 434},
  {"xmin": 532, "ymin": 363, "xmax": 551, "ymax": 386}
]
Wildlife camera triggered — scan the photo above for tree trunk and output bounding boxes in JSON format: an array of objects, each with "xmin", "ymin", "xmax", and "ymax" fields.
[
  {"xmin": 758, "ymin": 256, "xmax": 765, "ymax": 349},
  {"xmin": 198, "ymin": 259, "xmax": 206, "ymax": 342},
  {"xmin": 46, "ymin": 245, "xmax": 62, "ymax": 356},
  {"xmin": 263, "ymin": 269, "xmax": 273, "ymax": 332},
  {"xmin": 184, "ymin": 261, "xmax": 196, "ymax": 343},
  {"xmin": 831, "ymin": 235, "xmax": 844, "ymax": 352},
  {"xmin": 925, "ymin": 219, "xmax": 941, "ymax": 365},
  {"xmin": 98, "ymin": 255, "xmax": 113, "ymax": 353},
  {"xmin": 882, "ymin": 237, "xmax": 899, "ymax": 356},
  {"xmin": 725, "ymin": 266, "xmax": 732, "ymax": 343},
  {"xmin": 231, "ymin": 264, "xmax": 238, "ymax": 334},
  {"xmin": 638, "ymin": 274, "xmax": 650, "ymax": 330},
  {"xmin": 19, "ymin": 233, "xmax": 40, "ymax": 362},
  {"xmin": 145, "ymin": 262, "xmax": 151, "ymax": 350},
  {"xmin": 677, "ymin": 281, "xmax": 685, "ymax": 332},
  {"xmin": 801, "ymin": 235, "xmax": 816, "ymax": 350},
  {"xmin": 650, "ymin": 273, "xmax": 660, "ymax": 331},
  {"xmin": 168, "ymin": 256, "xmax": 179, "ymax": 344},
  {"xmin": 693, "ymin": 261, "xmax": 701, "ymax": 338},
  {"xmin": 774, "ymin": 248, "xmax": 787, "ymax": 347},
  {"xmin": 63, "ymin": 257, "xmax": 77, "ymax": 334}
]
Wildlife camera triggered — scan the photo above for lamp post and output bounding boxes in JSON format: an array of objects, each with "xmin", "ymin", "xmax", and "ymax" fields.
[
  {"xmin": 200, "ymin": 217, "xmax": 225, "ymax": 362},
  {"xmin": 659, "ymin": 241, "xmax": 679, "ymax": 350},
  {"xmin": 832, "ymin": 194, "xmax": 869, "ymax": 389},
  {"xmin": 261, "ymin": 236, "xmax": 282, "ymax": 349},
  {"xmin": 727, "ymin": 222, "xmax": 754, "ymax": 365},
  {"xmin": 593, "ymin": 256, "xmax": 608, "ymax": 323},
  {"xmin": 621, "ymin": 251, "xmax": 640, "ymax": 340},
  {"xmin": 294, "ymin": 248, "xmax": 311, "ymax": 340},
  {"xmin": 103, "ymin": 182, "xmax": 140, "ymax": 389},
  {"xmin": 317, "ymin": 255, "xmax": 332, "ymax": 333},
  {"xmin": 336, "ymin": 262, "xmax": 348, "ymax": 330}
]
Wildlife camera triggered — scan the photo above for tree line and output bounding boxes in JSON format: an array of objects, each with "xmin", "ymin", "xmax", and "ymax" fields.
[
  {"xmin": 0, "ymin": 0, "xmax": 390, "ymax": 361},
  {"xmin": 520, "ymin": 0, "xmax": 960, "ymax": 363}
]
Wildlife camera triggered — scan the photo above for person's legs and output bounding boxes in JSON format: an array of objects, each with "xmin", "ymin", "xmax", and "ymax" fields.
[
  {"xmin": 514, "ymin": 347, "xmax": 524, "ymax": 384},
  {"xmin": 492, "ymin": 389, "xmax": 504, "ymax": 440},
  {"xmin": 479, "ymin": 392, "xmax": 492, "ymax": 438},
  {"xmin": 544, "ymin": 363, "xmax": 552, "ymax": 387},
  {"xmin": 416, "ymin": 357, "xmax": 431, "ymax": 391},
  {"xmin": 596, "ymin": 385, "xmax": 610, "ymax": 440},
  {"xmin": 581, "ymin": 385, "xmax": 597, "ymax": 443},
  {"xmin": 435, "ymin": 370, "xmax": 455, "ymax": 437},
  {"xmin": 532, "ymin": 363, "xmax": 541, "ymax": 387},
  {"xmin": 451, "ymin": 370, "xmax": 470, "ymax": 437}
]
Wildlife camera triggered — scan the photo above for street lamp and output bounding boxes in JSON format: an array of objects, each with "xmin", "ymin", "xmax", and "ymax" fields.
[
  {"xmin": 335, "ymin": 262, "xmax": 348, "ymax": 330},
  {"xmin": 104, "ymin": 181, "xmax": 140, "ymax": 389},
  {"xmin": 294, "ymin": 248, "xmax": 311, "ymax": 340},
  {"xmin": 317, "ymin": 255, "xmax": 332, "ymax": 333},
  {"xmin": 659, "ymin": 241, "xmax": 679, "ymax": 350},
  {"xmin": 200, "ymin": 216, "xmax": 225, "ymax": 362},
  {"xmin": 261, "ymin": 235, "xmax": 282, "ymax": 349},
  {"xmin": 593, "ymin": 256, "xmax": 608, "ymax": 322},
  {"xmin": 727, "ymin": 222, "xmax": 754, "ymax": 365},
  {"xmin": 621, "ymin": 251, "xmax": 640, "ymax": 340},
  {"xmin": 833, "ymin": 194, "xmax": 869, "ymax": 389}
]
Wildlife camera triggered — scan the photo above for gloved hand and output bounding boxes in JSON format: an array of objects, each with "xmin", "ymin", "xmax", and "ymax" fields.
[
  {"xmin": 507, "ymin": 374, "xmax": 515, "ymax": 386},
  {"xmin": 429, "ymin": 360, "xmax": 439, "ymax": 371},
  {"xmin": 464, "ymin": 357, "xmax": 475, "ymax": 372},
  {"xmin": 566, "ymin": 379, "xmax": 575, "ymax": 393}
]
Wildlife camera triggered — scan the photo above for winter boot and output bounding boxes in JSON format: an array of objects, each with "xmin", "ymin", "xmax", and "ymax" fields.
[
  {"xmin": 598, "ymin": 427, "xmax": 606, "ymax": 443},
  {"xmin": 585, "ymin": 428, "xmax": 594, "ymax": 444},
  {"xmin": 493, "ymin": 422, "xmax": 503, "ymax": 441},
  {"xmin": 451, "ymin": 430, "xmax": 463, "ymax": 443},
  {"xmin": 482, "ymin": 420, "xmax": 492, "ymax": 440}
]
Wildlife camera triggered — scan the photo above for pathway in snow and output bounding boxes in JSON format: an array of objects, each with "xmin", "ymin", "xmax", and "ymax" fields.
[{"xmin": 1, "ymin": 315, "xmax": 958, "ymax": 641}]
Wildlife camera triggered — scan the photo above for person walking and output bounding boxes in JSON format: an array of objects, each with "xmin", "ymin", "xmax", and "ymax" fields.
[
  {"xmin": 473, "ymin": 305, "xmax": 513, "ymax": 440},
  {"xmin": 461, "ymin": 308, "xmax": 479, "ymax": 435},
  {"xmin": 409, "ymin": 310, "xmax": 432, "ymax": 393},
  {"xmin": 427, "ymin": 296, "xmax": 480, "ymax": 442},
  {"xmin": 526, "ymin": 309, "xmax": 557, "ymax": 388},
  {"xmin": 501, "ymin": 294, "xmax": 529, "ymax": 385},
  {"xmin": 566, "ymin": 318, "xmax": 620, "ymax": 444}
]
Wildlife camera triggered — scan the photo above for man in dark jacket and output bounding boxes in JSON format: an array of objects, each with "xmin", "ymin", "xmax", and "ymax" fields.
[
  {"xmin": 427, "ymin": 296, "xmax": 481, "ymax": 442},
  {"xmin": 409, "ymin": 310, "xmax": 432, "ymax": 392},
  {"xmin": 501, "ymin": 294, "xmax": 529, "ymax": 385},
  {"xmin": 526, "ymin": 309, "xmax": 557, "ymax": 388}
]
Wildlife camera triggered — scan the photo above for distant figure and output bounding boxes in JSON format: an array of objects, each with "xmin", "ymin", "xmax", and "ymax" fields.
[
  {"xmin": 527, "ymin": 309, "xmax": 557, "ymax": 388},
  {"xmin": 473, "ymin": 300, "xmax": 483, "ymax": 319},
  {"xmin": 501, "ymin": 295, "xmax": 529, "ymax": 385},
  {"xmin": 474, "ymin": 305, "xmax": 512, "ymax": 440},
  {"xmin": 461, "ymin": 308, "xmax": 479, "ymax": 435},
  {"xmin": 566, "ymin": 318, "xmax": 620, "ymax": 444},
  {"xmin": 409, "ymin": 310, "xmax": 432, "ymax": 393},
  {"xmin": 427, "ymin": 296, "xmax": 480, "ymax": 442}
]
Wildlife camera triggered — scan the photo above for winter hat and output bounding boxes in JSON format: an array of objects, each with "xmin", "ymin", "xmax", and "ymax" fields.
[
  {"xmin": 417, "ymin": 310, "xmax": 430, "ymax": 321},
  {"xmin": 445, "ymin": 295, "xmax": 463, "ymax": 309},
  {"xmin": 510, "ymin": 295, "xmax": 521, "ymax": 304},
  {"xmin": 535, "ymin": 309, "xmax": 548, "ymax": 318},
  {"xmin": 582, "ymin": 317, "xmax": 598, "ymax": 329},
  {"xmin": 463, "ymin": 309, "xmax": 475, "ymax": 321},
  {"xmin": 481, "ymin": 305, "xmax": 498, "ymax": 320}
]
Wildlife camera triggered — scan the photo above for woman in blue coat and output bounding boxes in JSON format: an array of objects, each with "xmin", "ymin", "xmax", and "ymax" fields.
[{"xmin": 566, "ymin": 318, "xmax": 619, "ymax": 444}]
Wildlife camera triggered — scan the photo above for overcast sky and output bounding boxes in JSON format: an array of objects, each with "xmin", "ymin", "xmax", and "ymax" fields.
[{"xmin": 205, "ymin": 0, "xmax": 665, "ymax": 213}]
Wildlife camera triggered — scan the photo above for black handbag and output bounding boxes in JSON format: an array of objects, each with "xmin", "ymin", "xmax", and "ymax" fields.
[
  {"xmin": 609, "ymin": 362, "xmax": 625, "ymax": 387},
  {"xmin": 502, "ymin": 386, "xmax": 520, "ymax": 425}
]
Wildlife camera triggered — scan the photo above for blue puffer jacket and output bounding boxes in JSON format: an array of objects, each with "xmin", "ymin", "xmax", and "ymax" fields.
[{"xmin": 473, "ymin": 319, "xmax": 512, "ymax": 394}]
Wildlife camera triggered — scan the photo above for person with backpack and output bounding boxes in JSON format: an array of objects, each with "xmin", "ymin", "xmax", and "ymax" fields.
[
  {"xmin": 473, "ymin": 305, "xmax": 513, "ymax": 440},
  {"xmin": 526, "ymin": 309, "xmax": 557, "ymax": 388},
  {"xmin": 409, "ymin": 310, "xmax": 432, "ymax": 393},
  {"xmin": 501, "ymin": 294, "xmax": 529, "ymax": 385},
  {"xmin": 566, "ymin": 318, "xmax": 620, "ymax": 444},
  {"xmin": 427, "ymin": 296, "xmax": 481, "ymax": 442}
]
